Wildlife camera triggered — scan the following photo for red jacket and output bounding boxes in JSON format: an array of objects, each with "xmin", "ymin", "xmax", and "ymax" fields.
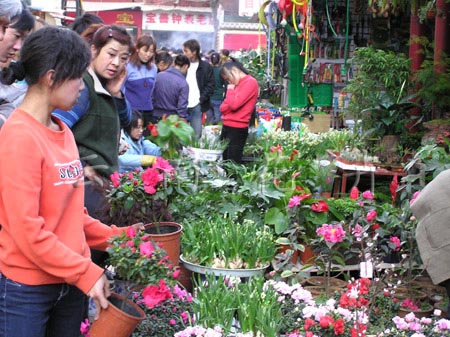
[{"xmin": 220, "ymin": 75, "xmax": 259, "ymax": 128}]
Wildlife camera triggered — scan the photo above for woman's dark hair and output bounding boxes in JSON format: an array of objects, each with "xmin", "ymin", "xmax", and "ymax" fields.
[
  {"xmin": 71, "ymin": 13, "xmax": 104, "ymax": 35},
  {"xmin": 155, "ymin": 50, "xmax": 173, "ymax": 65},
  {"xmin": 173, "ymin": 54, "xmax": 190, "ymax": 68},
  {"xmin": 3, "ymin": 26, "xmax": 91, "ymax": 87},
  {"xmin": 220, "ymin": 57, "xmax": 250, "ymax": 79},
  {"xmin": 10, "ymin": 7, "xmax": 34, "ymax": 33},
  {"xmin": 80, "ymin": 23, "xmax": 103, "ymax": 45},
  {"xmin": 129, "ymin": 34, "xmax": 156, "ymax": 69},
  {"xmin": 91, "ymin": 25, "xmax": 132, "ymax": 55},
  {"xmin": 210, "ymin": 52, "xmax": 220, "ymax": 66},
  {"xmin": 123, "ymin": 110, "xmax": 143, "ymax": 135}
]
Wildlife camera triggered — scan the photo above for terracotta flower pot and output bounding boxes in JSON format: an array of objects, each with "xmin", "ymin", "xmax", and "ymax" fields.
[
  {"xmin": 89, "ymin": 293, "xmax": 146, "ymax": 337},
  {"xmin": 300, "ymin": 245, "xmax": 316, "ymax": 264},
  {"xmin": 144, "ymin": 222, "xmax": 182, "ymax": 266}
]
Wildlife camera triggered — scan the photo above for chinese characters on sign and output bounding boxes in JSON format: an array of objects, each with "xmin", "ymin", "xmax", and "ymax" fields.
[
  {"xmin": 239, "ymin": 0, "xmax": 261, "ymax": 17},
  {"xmin": 143, "ymin": 12, "xmax": 214, "ymax": 32}
]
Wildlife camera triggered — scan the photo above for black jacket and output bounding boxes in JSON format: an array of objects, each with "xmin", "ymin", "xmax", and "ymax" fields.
[{"xmin": 196, "ymin": 59, "xmax": 215, "ymax": 112}]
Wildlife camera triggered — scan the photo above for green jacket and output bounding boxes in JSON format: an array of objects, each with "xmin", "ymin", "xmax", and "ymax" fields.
[{"xmin": 72, "ymin": 70, "xmax": 120, "ymax": 178}]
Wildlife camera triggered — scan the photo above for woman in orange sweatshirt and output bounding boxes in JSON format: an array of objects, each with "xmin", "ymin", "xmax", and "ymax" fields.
[{"xmin": 0, "ymin": 26, "xmax": 141, "ymax": 337}]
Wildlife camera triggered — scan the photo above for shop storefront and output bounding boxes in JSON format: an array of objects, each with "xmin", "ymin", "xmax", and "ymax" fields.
[{"xmin": 141, "ymin": 8, "xmax": 214, "ymax": 52}]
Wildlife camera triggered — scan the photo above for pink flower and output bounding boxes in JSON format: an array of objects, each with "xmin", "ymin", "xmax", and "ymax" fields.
[
  {"xmin": 126, "ymin": 227, "xmax": 136, "ymax": 238},
  {"xmin": 142, "ymin": 279, "xmax": 173, "ymax": 308},
  {"xmin": 169, "ymin": 319, "xmax": 176, "ymax": 325},
  {"xmin": 80, "ymin": 318, "xmax": 90, "ymax": 336},
  {"xmin": 139, "ymin": 241, "xmax": 155, "ymax": 257},
  {"xmin": 288, "ymin": 194, "xmax": 311, "ymax": 208},
  {"xmin": 316, "ymin": 223, "xmax": 346, "ymax": 243},
  {"xmin": 410, "ymin": 191, "xmax": 421, "ymax": 205},
  {"xmin": 172, "ymin": 269, "xmax": 180, "ymax": 279},
  {"xmin": 180, "ymin": 311, "xmax": 189, "ymax": 323},
  {"xmin": 126, "ymin": 240, "xmax": 134, "ymax": 247},
  {"xmin": 390, "ymin": 236, "xmax": 401, "ymax": 251},
  {"xmin": 352, "ymin": 224, "xmax": 363, "ymax": 238},
  {"xmin": 288, "ymin": 195, "xmax": 302, "ymax": 208},
  {"xmin": 366, "ymin": 210, "xmax": 377, "ymax": 222},
  {"xmin": 110, "ymin": 171, "xmax": 120, "ymax": 188},
  {"xmin": 153, "ymin": 157, "xmax": 174, "ymax": 174},
  {"xmin": 141, "ymin": 167, "xmax": 164, "ymax": 195},
  {"xmin": 362, "ymin": 190, "xmax": 374, "ymax": 200},
  {"xmin": 349, "ymin": 187, "xmax": 359, "ymax": 200}
]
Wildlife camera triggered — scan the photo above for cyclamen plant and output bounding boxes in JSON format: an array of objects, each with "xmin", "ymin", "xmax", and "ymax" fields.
[{"xmin": 379, "ymin": 312, "xmax": 450, "ymax": 337}]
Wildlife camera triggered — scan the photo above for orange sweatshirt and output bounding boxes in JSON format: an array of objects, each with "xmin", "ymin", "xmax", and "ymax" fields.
[{"xmin": 0, "ymin": 109, "xmax": 123, "ymax": 294}]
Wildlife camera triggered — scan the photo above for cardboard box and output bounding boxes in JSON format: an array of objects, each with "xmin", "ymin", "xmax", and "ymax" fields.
[{"xmin": 291, "ymin": 113, "xmax": 331, "ymax": 133}]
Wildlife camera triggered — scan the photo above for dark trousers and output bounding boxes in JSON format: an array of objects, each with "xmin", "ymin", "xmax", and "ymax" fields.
[
  {"xmin": 220, "ymin": 125, "xmax": 249, "ymax": 164},
  {"xmin": 440, "ymin": 278, "xmax": 450, "ymax": 318},
  {"xmin": 0, "ymin": 273, "xmax": 86, "ymax": 337}
]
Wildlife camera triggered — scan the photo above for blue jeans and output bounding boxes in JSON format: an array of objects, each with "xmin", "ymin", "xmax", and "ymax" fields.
[
  {"xmin": 188, "ymin": 104, "xmax": 202, "ymax": 138},
  {"xmin": 0, "ymin": 273, "xmax": 86, "ymax": 337},
  {"xmin": 206, "ymin": 99, "xmax": 223, "ymax": 125}
]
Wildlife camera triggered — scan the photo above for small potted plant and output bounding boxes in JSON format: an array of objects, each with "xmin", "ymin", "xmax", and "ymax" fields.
[
  {"xmin": 183, "ymin": 132, "xmax": 229, "ymax": 162},
  {"xmin": 107, "ymin": 157, "xmax": 186, "ymax": 264},
  {"xmin": 146, "ymin": 114, "xmax": 195, "ymax": 160},
  {"xmin": 132, "ymin": 280, "xmax": 195, "ymax": 337},
  {"xmin": 106, "ymin": 227, "xmax": 179, "ymax": 293}
]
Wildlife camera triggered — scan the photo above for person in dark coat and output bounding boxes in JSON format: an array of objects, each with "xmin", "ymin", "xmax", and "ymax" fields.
[
  {"xmin": 182, "ymin": 39, "xmax": 215, "ymax": 138},
  {"xmin": 152, "ymin": 54, "xmax": 190, "ymax": 122}
]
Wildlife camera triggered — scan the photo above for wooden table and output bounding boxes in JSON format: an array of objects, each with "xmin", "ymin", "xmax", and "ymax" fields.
[{"xmin": 332, "ymin": 159, "xmax": 406, "ymax": 198}]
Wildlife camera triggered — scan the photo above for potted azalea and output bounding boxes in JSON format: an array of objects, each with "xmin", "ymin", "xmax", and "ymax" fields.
[
  {"xmin": 107, "ymin": 157, "xmax": 179, "ymax": 227},
  {"xmin": 107, "ymin": 157, "xmax": 187, "ymax": 264},
  {"xmin": 132, "ymin": 280, "xmax": 195, "ymax": 337},
  {"xmin": 106, "ymin": 227, "xmax": 179, "ymax": 293}
]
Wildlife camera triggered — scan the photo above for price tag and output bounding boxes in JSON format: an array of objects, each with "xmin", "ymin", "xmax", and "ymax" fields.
[{"xmin": 360, "ymin": 261, "xmax": 373, "ymax": 278}]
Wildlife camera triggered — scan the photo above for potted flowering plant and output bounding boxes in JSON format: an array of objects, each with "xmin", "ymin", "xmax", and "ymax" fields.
[
  {"xmin": 132, "ymin": 280, "xmax": 194, "ymax": 337},
  {"xmin": 146, "ymin": 115, "xmax": 195, "ymax": 160},
  {"xmin": 310, "ymin": 222, "xmax": 348, "ymax": 297},
  {"xmin": 108, "ymin": 157, "xmax": 178, "ymax": 227},
  {"xmin": 106, "ymin": 227, "xmax": 179, "ymax": 293},
  {"xmin": 107, "ymin": 157, "xmax": 186, "ymax": 264},
  {"xmin": 379, "ymin": 313, "xmax": 450, "ymax": 336},
  {"xmin": 181, "ymin": 215, "xmax": 276, "ymax": 271}
]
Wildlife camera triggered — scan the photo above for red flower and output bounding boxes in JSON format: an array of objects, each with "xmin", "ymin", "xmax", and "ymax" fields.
[
  {"xmin": 110, "ymin": 171, "xmax": 120, "ymax": 188},
  {"xmin": 153, "ymin": 157, "xmax": 174, "ymax": 174},
  {"xmin": 126, "ymin": 227, "xmax": 136, "ymax": 238},
  {"xmin": 142, "ymin": 279, "xmax": 173, "ymax": 308},
  {"xmin": 139, "ymin": 241, "xmax": 155, "ymax": 257},
  {"xmin": 349, "ymin": 186, "xmax": 359, "ymax": 200},
  {"xmin": 311, "ymin": 200, "xmax": 329, "ymax": 213},
  {"xmin": 141, "ymin": 167, "xmax": 164, "ymax": 195},
  {"xmin": 366, "ymin": 210, "xmax": 377, "ymax": 222},
  {"xmin": 334, "ymin": 318, "xmax": 345, "ymax": 335},
  {"xmin": 390, "ymin": 174, "xmax": 399, "ymax": 204},
  {"xmin": 319, "ymin": 315, "xmax": 334, "ymax": 328},
  {"xmin": 304, "ymin": 318, "xmax": 315, "ymax": 330}
]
